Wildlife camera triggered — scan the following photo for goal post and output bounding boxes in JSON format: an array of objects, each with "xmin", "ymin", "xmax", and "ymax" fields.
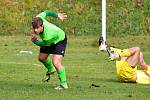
[
  {"xmin": 99, "ymin": 0, "xmax": 107, "ymax": 51},
  {"xmin": 102, "ymin": 0, "xmax": 106, "ymax": 42}
]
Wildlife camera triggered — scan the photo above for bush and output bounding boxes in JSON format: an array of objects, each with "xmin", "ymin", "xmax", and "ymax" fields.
[{"xmin": 0, "ymin": 0, "xmax": 149, "ymax": 36}]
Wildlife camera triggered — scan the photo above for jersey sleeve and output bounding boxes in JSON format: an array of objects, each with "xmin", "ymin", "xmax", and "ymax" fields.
[
  {"xmin": 36, "ymin": 10, "xmax": 58, "ymax": 19},
  {"xmin": 32, "ymin": 39, "xmax": 52, "ymax": 46},
  {"xmin": 44, "ymin": 10, "xmax": 58, "ymax": 17},
  {"xmin": 32, "ymin": 40, "xmax": 45, "ymax": 47}
]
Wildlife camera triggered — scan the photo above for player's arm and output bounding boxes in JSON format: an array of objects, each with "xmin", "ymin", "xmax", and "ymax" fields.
[
  {"xmin": 31, "ymin": 34, "xmax": 44, "ymax": 46},
  {"xmin": 44, "ymin": 10, "xmax": 67, "ymax": 21},
  {"xmin": 32, "ymin": 40, "xmax": 52, "ymax": 47},
  {"xmin": 37, "ymin": 10, "xmax": 58, "ymax": 19},
  {"xmin": 32, "ymin": 40, "xmax": 45, "ymax": 47},
  {"xmin": 44, "ymin": 10, "xmax": 58, "ymax": 17},
  {"xmin": 31, "ymin": 34, "xmax": 52, "ymax": 46},
  {"xmin": 32, "ymin": 38, "xmax": 52, "ymax": 46},
  {"xmin": 37, "ymin": 10, "xmax": 67, "ymax": 21}
]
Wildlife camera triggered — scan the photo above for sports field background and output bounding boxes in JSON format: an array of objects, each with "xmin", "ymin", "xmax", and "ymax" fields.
[
  {"xmin": 1, "ymin": 0, "xmax": 150, "ymax": 100},
  {"xmin": 1, "ymin": 0, "xmax": 150, "ymax": 36},
  {"xmin": 0, "ymin": 35, "xmax": 150, "ymax": 100}
]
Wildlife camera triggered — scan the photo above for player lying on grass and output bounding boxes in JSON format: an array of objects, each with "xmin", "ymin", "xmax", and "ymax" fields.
[
  {"xmin": 31, "ymin": 9, "xmax": 68, "ymax": 90},
  {"xmin": 99, "ymin": 36, "xmax": 150, "ymax": 84}
]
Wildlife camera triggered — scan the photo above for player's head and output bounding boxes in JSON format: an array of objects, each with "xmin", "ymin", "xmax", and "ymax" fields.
[{"xmin": 32, "ymin": 17, "xmax": 43, "ymax": 34}]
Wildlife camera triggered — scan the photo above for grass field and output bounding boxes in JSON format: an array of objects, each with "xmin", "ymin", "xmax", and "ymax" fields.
[{"xmin": 0, "ymin": 35, "xmax": 150, "ymax": 100}]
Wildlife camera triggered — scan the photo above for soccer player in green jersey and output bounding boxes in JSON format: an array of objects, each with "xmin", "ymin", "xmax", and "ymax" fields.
[{"xmin": 31, "ymin": 10, "xmax": 68, "ymax": 90}]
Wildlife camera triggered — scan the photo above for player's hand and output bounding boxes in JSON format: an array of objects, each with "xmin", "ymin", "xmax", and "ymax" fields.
[
  {"xmin": 31, "ymin": 34, "xmax": 37, "ymax": 42},
  {"xmin": 58, "ymin": 13, "xmax": 67, "ymax": 21}
]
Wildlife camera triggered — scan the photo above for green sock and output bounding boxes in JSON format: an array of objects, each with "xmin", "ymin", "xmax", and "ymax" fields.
[
  {"xmin": 57, "ymin": 67, "xmax": 67, "ymax": 86},
  {"xmin": 42, "ymin": 57, "xmax": 56, "ymax": 72}
]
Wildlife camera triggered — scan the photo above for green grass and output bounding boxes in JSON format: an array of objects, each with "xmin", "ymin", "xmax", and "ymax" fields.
[{"xmin": 0, "ymin": 35, "xmax": 150, "ymax": 100}]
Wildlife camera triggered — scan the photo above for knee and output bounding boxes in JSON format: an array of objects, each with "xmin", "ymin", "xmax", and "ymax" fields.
[
  {"xmin": 53, "ymin": 60, "xmax": 61, "ymax": 67},
  {"xmin": 132, "ymin": 47, "xmax": 140, "ymax": 53},
  {"xmin": 135, "ymin": 47, "xmax": 140, "ymax": 51}
]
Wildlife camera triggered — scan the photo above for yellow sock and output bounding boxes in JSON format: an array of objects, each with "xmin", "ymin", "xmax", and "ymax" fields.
[{"xmin": 110, "ymin": 47, "xmax": 131, "ymax": 57}]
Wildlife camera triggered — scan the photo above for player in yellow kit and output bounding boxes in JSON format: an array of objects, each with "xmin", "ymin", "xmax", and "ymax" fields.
[{"xmin": 99, "ymin": 36, "xmax": 150, "ymax": 84}]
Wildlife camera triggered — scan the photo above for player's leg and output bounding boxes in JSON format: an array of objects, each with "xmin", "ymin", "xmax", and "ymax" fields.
[
  {"xmin": 110, "ymin": 47, "xmax": 131, "ymax": 57},
  {"xmin": 126, "ymin": 47, "xmax": 140, "ymax": 67},
  {"xmin": 39, "ymin": 53, "xmax": 56, "ymax": 72},
  {"xmin": 121, "ymin": 47, "xmax": 140, "ymax": 82},
  {"xmin": 98, "ymin": 36, "xmax": 131, "ymax": 60},
  {"xmin": 52, "ymin": 35, "xmax": 68, "ymax": 90},
  {"xmin": 133, "ymin": 52, "xmax": 150, "ymax": 84},
  {"xmin": 139, "ymin": 52, "xmax": 148, "ymax": 70},
  {"xmin": 138, "ymin": 52, "xmax": 150, "ymax": 76},
  {"xmin": 52, "ymin": 54, "xmax": 68, "ymax": 90},
  {"xmin": 115, "ymin": 47, "xmax": 141, "ymax": 83},
  {"xmin": 108, "ymin": 46, "xmax": 140, "ymax": 62},
  {"xmin": 106, "ymin": 46, "xmax": 131, "ymax": 61},
  {"xmin": 38, "ymin": 53, "xmax": 56, "ymax": 81}
]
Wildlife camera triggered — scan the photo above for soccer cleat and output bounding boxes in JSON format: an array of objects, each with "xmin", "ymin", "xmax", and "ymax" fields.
[
  {"xmin": 54, "ymin": 84, "xmax": 68, "ymax": 90},
  {"xmin": 99, "ymin": 36, "xmax": 107, "ymax": 51},
  {"xmin": 106, "ymin": 46, "xmax": 120, "ymax": 61},
  {"xmin": 98, "ymin": 36, "xmax": 120, "ymax": 60},
  {"xmin": 44, "ymin": 70, "xmax": 56, "ymax": 82}
]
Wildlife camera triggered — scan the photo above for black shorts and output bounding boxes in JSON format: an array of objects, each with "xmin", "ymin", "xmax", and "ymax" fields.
[{"xmin": 40, "ymin": 35, "xmax": 67, "ymax": 56}]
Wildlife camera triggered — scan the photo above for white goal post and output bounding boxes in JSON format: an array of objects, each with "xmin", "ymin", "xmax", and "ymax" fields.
[
  {"xmin": 102, "ymin": 0, "xmax": 106, "ymax": 42},
  {"xmin": 99, "ymin": 0, "xmax": 107, "ymax": 51}
]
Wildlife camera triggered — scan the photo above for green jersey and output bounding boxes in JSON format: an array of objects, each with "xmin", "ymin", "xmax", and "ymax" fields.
[{"xmin": 34, "ymin": 10, "xmax": 65, "ymax": 46}]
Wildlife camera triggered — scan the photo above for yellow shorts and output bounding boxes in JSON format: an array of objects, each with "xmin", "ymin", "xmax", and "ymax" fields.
[
  {"xmin": 116, "ymin": 60, "xmax": 137, "ymax": 82},
  {"xmin": 116, "ymin": 60, "xmax": 150, "ymax": 84}
]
